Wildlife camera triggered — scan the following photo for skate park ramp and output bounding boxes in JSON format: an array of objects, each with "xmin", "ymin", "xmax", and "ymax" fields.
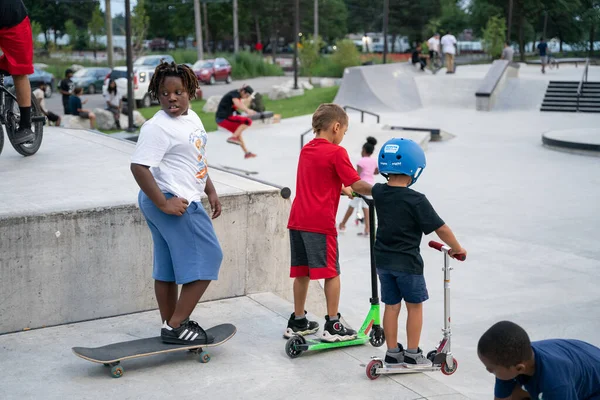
[{"xmin": 334, "ymin": 62, "xmax": 550, "ymax": 112}]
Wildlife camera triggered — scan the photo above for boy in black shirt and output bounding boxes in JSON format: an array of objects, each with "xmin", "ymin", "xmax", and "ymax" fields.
[{"xmin": 372, "ymin": 138, "xmax": 467, "ymax": 367}]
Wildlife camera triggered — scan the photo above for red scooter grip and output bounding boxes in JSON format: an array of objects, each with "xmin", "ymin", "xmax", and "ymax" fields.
[{"xmin": 428, "ymin": 241, "xmax": 466, "ymax": 261}]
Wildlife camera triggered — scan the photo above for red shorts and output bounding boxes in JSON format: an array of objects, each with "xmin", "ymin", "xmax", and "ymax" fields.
[
  {"xmin": 0, "ymin": 17, "xmax": 34, "ymax": 76},
  {"xmin": 217, "ymin": 115, "xmax": 252, "ymax": 133},
  {"xmin": 289, "ymin": 230, "xmax": 340, "ymax": 280}
]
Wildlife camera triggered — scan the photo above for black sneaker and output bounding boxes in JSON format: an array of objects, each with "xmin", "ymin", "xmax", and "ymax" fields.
[
  {"xmin": 283, "ymin": 311, "xmax": 319, "ymax": 339},
  {"xmin": 321, "ymin": 313, "xmax": 357, "ymax": 342},
  {"xmin": 13, "ymin": 127, "xmax": 35, "ymax": 144},
  {"xmin": 161, "ymin": 318, "xmax": 214, "ymax": 345},
  {"xmin": 384, "ymin": 343, "xmax": 405, "ymax": 364}
]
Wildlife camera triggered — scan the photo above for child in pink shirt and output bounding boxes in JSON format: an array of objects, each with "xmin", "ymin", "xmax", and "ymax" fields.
[{"xmin": 339, "ymin": 137, "xmax": 379, "ymax": 236}]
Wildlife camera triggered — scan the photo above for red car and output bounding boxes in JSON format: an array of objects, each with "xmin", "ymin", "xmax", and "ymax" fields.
[{"xmin": 193, "ymin": 58, "xmax": 232, "ymax": 85}]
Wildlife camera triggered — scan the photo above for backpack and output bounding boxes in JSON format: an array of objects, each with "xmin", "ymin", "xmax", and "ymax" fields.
[{"xmin": 250, "ymin": 92, "xmax": 265, "ymax": 112}]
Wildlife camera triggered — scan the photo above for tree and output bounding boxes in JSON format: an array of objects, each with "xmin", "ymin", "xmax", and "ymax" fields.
[
  {"xmin": 332, "ymin": 38, "xmax": 361, "ymax": 70},
  {"xmin": 482, "ymin": 15, "xmax": 507, "ymax": 58},
  {"xmin": 88, "ymin": 7, "xmax": 105, "ymax": 59},
  {"xmin": 112, "ymin": 13, "xmax": 126, "ymax": 36},
  {"xmin": 299, "ymin": 35, "xmax": 323, "ymax": 83},
  {"xmin": 132, "ymin": 0, "xmax": 150, "ymax": 55}
]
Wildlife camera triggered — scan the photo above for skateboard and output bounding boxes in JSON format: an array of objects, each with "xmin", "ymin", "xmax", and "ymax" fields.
[{"xmin": 72, "ymin": 323, "xmax": 236, "ymax": 378}]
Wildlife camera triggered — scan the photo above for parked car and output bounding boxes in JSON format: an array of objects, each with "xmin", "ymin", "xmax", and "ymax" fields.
[
  {"xmin": 134, "ymin": 54, "xmax": 175, "ymax": 69},
  {"xmin": 193, "ymin": 58, "xmax": 232, "ymax": 85},
  {"xmin": 72, "ymin": 67, "xmax": 111, "ymax": 94},
  {"xmin": 3, "ymin": 67, "xmax": 55, "ymax": 98},
  {"xmin": 102, "ymin": 55, "xmax": 174, "ymax": 108}
]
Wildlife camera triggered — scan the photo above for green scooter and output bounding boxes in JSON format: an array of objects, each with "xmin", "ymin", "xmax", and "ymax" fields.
[{"xmin": 284, "ymin": 194, "xmax": 385, "ymax": 358}]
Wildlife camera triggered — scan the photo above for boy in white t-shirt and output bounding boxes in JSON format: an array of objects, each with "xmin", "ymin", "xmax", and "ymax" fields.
[
  {"xmin": 131, "ymin": 61, "xmax": 223, "ymax": 345},
  {"xmin": 427, "ymin": 33, "xmax": 440, "ymax": 66},
  {"xmin": 33, "ymin": 82, "xmax": 60, "ymax": 126},
  {"xmin": 441, "ymin": 31, "xmax": 457, "ymax": 74}
]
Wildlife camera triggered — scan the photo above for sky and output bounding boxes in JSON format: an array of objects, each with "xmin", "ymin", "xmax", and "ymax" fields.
[{"xmin": 99, "ymin": 0, "xmax": 137, "ymax": 17}]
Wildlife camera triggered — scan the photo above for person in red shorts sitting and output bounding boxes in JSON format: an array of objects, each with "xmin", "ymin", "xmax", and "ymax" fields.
[
  {"xmin": 215, "ymin": 85, "xmax": 257, "ymax": 159},
  {"xmin": 0, "ymin": 0, "xmax": 36, "ymax": 144}
]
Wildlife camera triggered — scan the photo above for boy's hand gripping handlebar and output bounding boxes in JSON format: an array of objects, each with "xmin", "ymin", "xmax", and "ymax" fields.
[{"xmin": 428, "ymin": 241, "xmax": 466, "ymax": 261}]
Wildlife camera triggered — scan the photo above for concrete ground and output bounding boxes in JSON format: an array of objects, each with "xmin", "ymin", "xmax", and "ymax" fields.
[
  {"xmin": 187, "ymin": 63, "xmax": 600, "ymax": 399},
  {"xmin": 1, "ymin": 293, "xmax": 465, "ymax": 400},
  {"xmin": 2, "ymin": 63, "xmax": 599, "ymax": 399}
]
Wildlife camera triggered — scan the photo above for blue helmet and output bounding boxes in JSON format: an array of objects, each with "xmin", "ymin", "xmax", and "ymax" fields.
[{"xmin": 378, "ymin": 138, "xmax": 426, "ymax": 187}]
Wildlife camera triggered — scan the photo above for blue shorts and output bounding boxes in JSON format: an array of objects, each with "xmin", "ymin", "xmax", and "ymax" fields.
[
  {"xmin": 138, "ymin": 191, "xmax": 223, "ymax": 285},
  {"xmin": 377, "ymin": 269, "xmax": 429, "ymax": 305}
]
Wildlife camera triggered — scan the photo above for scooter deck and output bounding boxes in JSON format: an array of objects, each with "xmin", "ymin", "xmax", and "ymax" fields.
[
  {"xmin": 300, "ymin": 334, "xmax": 370, "ymax": 351},
  {"xmin": 375, "ymin": 361, "xmax": 441, "ymax": 374}
]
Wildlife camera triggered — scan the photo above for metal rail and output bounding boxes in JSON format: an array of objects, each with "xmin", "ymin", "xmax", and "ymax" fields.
[
  {"xmin": 576, "ymin": 58, "xmax": 590, "ymax": 112},
  {"xmin": 342, "ymin": 106, "xmax": 381, "ymax": 123},
  {"xmin": 211, "ymin": 166, "xmax": 291, "ymax": 199},
  {"xmin": 300, "ymin": 127, "xmax": 313, "ymax": 149}
]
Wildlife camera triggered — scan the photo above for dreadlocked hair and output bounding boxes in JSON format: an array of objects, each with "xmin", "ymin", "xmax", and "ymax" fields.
[{"xmin": 148, "ymin": 60, "xmax": 199, "ymax": 101}]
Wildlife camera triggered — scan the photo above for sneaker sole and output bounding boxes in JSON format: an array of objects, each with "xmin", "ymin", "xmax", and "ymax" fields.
[
  {"xmin": 227, "ymin": 139, "xmax": 241, "ymax": 146},
  {"xmin": 320, "ymin": 333, "xmax": 357, "ymax": 343},
  {"xmin": 283, "ymin": 327, "xmax": 319, "ymax": 339},
  {"xmin": 161, "ymin": 336, "xmax": 215, "ymax": 345}
]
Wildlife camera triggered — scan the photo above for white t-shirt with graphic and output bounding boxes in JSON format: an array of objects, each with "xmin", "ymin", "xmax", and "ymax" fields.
[
  {"xmin": 441, "ymin": 34, "xmax": 457, "ymax": 55},
  {"xmin": 131, "ymin": 109, "xmax": 209, "ymax": 203}
]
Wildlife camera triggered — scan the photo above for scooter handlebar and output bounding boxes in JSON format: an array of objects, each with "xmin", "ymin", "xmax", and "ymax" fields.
[{"xmin": 428, "ymin": 241, "xmax": 466, "ymax": 261}]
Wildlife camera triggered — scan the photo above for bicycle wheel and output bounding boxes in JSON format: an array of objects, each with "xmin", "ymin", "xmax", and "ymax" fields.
[
  {"xmin": 5, "ymin": 88, "xmax": 44, "ymax": 156},
  {"xmin": 0, "ymin": 120, "xmax": 4, "ymax": 155}
]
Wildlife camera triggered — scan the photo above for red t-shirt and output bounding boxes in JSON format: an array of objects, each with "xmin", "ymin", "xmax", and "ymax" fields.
[{"xmin": 288, "ymin": 138, "xmax": 360, "ymax": 235}]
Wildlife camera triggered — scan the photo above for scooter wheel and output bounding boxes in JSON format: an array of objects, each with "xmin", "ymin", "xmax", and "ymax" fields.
[
  {"xmin": 369, "ymin": 327, "xmax": 385, "ymax": 347},
  {"xmin": 285, "ymin": 335, "xmax": 306, "ymax": 359},
  {"xmin": 366, "ymin": 359, "xmax": 383, "ymax": 380},
  {"xmin": 427, "ymin": 350, "xmax": 437, "ymax": 362},
  {"xmin": 441, "ymin": 358, "xmax": 458, "ymax": 375}
]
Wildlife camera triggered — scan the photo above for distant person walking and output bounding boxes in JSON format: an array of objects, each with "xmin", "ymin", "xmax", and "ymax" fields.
[
  {"xmin": 441, "ymin": 31, "xmax": 457, "ymax": 74},
  {"xmin": 501, "ymin": 42, "xmax": 514, "ymax": 62},
  {"xmin": 427, "ymin": 33, "xmax": 440, "ymax": 66},
  {"xmin": 537, "ymin": 38, "xmax": 548, "ymax": 74}
]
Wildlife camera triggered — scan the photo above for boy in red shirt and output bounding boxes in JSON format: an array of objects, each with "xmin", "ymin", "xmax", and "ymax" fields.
[{"xmin": 285, "ymin": 104, "xmax": 373, "ymax": 342}]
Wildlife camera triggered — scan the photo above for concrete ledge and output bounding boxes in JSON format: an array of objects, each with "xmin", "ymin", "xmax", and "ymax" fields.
[
  {"xmin": 542, "ymin": 128, "xmax": 600, "ymax": 157},
  {"xmin": 476, "ymin": 60, "xmax": 519, "ymax": 111},
  {"xmin": 0, "ymin": 127, "xmax": 324, "ymax": 334}
]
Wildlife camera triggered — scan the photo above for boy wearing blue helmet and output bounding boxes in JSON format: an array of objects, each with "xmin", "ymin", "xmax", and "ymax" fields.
[{"xmin": 373, "ymin": 138, "xmax": 467, "ymax": 366}]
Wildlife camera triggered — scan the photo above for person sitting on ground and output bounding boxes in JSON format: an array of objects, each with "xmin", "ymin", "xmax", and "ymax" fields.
[
  {"xmin": 68, "ymin": 87, "xmax": 96, "ymax": 129},
  {"xmin": 33, "ymin": 82, "xmax": 61, "ymax": 126},
  {"xmin": 412, "ymin": 45, "xmax": 428, "ymax": 71},
  {"xmin": 478, "ymin": 320, "xmax": 600, "ymax": 400},
  {"xmin": 501, "ymin": 41, "xmax": 514, "ymax": 62},
  {"xmin": 0, "ymin": 0, "xmax": 36, "ymax": 144},
  {"xmin": 215, "ymin": 85, "xmax": 257, "ymax": 159},
  {"xmin": 103, "ymin": 79, "xmax": 122, "ymax": 129}
]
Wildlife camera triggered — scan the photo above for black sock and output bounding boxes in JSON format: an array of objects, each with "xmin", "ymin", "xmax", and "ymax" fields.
[{"xmin": 19, "ymin": 107, "xmax": 31, "ymax": 129}]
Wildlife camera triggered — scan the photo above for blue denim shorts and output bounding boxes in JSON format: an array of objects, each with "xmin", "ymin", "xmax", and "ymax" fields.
[
  {"xmin": 138, "ymin": 191, "xmax": 223, "ymax": 284},
  {"xmin": 377, "ymin": 269, "xmax": 429, "ymax": 305}
]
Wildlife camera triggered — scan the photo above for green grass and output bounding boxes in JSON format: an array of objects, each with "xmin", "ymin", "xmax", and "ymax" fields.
[{"xmin": 126, "ymin": 86, "xmax": 339, "ymax": 134}]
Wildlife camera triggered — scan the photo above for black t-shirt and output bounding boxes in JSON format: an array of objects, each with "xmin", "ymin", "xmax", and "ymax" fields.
[
  {"xmin": 60, "ymin": 78, "xmax": 74, "ymax": 103},
  {"xmin": 0, "ymin": 0, "xmax": 27, "ymax": 29},
  {"xmin": 215, "ymin": 90, "xmax": 241, "ymax": 120},
  {"xmin": 372, "ymin": 183, "xmax": 445, "ymax": 274},
  {"xmin": 412, "ymin": 50, "xmax": 420, "ymax": 63}
]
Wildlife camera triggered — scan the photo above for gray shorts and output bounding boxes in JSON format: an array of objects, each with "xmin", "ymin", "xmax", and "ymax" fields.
[
  {"xmin": 540, "ymin": 56, "xmax": 548, "ymax": 64},
  {"xmin": 79, "ymin": 111, "xmax": 90, "ymax": 119},
  {"xmin": 289, "ymin": 229, "xmax": 340, "ymax": 279}
]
